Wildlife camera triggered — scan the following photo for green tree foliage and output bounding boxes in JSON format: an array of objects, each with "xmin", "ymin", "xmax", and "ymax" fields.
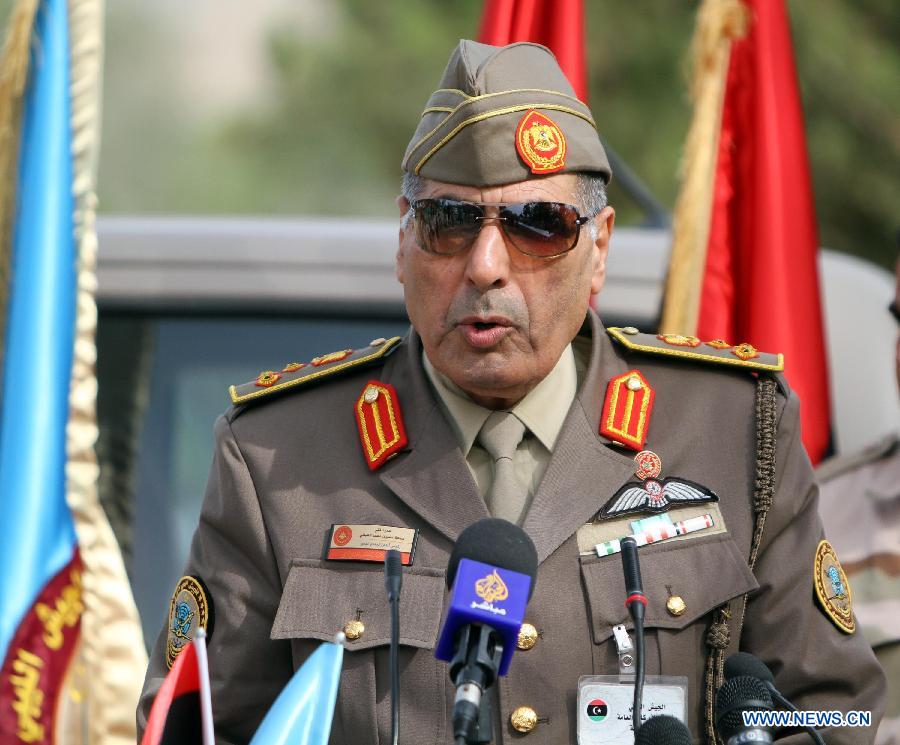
[{"xmin": 3, "ymin": 0, "xmax": 896, "ymax": 266}]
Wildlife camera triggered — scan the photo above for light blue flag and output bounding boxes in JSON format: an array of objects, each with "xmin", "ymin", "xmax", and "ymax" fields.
[
  {"xmin": 0, "ymin": 0, "xmax": 79, "ymax": 664},
  {"xmin": 249, "ymin": 639, "xmax": 344, "ymax": 745}
]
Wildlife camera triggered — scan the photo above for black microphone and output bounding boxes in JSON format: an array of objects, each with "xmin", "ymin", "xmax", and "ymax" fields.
[
  {"xmin": 633, "ymin": 714, "xmax": 692, "ymax": 745},
  {"xmin": 725, "ymin": 652, "xmax": 826, "ymax": 745},
  {"xmin": 384, "ymin": 550, "xmax": 403, "ymax": 745},
  {"xmin": 715, "ymin": 675, "xmax": 774, "ymax": 744},
  {"xmin": 620, "ymin": 536, "xmax": 647, "ymax": 734},
  {"xmin": 438, "ymin": 518, "xmax": 538, "ymax": 745}
]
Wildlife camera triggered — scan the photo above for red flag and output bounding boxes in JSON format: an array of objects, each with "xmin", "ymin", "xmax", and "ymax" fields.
[
  {"xmin": 478, "ymin": 0, "xmax": 587, "ymax": 101},
  {"xmin": 141, "ymin": 643, "xmax": 202, "ymax": 745},
  {"xmin": 663, "ymin": 0, "xmax": 830, "ymax": 463}
]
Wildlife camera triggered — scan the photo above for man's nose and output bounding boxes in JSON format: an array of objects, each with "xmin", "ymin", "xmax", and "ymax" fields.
[{"xmin": 464, "ymin": 218, "xmax": 511, "ymax": 291}]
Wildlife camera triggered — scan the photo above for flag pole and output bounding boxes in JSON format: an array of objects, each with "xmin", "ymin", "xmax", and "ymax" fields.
[{"xmin": 195, "ymin": 627, "xmax": 216, "ymax": 745}]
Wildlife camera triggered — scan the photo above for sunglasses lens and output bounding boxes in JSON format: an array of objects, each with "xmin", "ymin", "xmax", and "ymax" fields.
[
  {"xmin": 413, "ymin": 199, "xmax": 482, "ymax": 255},
  {"xmin": 502, "ymin": 202, "xmax": 582, "ymax": 257}
]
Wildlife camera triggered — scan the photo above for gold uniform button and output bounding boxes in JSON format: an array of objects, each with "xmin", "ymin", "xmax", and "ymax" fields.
[
  {"xmin": 343, "ymin": 619, "xmax": 365, "ymax": 640},
  {"xmin": 510, "ymin": 706, "xmax": 538, "ymax": 733},
  {"xmin": 666, "ymin": 595, "xmax": 687, "ymax": 617},
  {"xmin": 622, "ymin": 326, "xmax": 640, "ymax": 335},
  {"xmin": 517, "ymin": 623, "xmax": 538, "ymax": 651}
]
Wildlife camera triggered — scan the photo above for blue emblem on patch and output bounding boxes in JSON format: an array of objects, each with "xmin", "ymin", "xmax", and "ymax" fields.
[
  {"xmin": 171, "ymin": 600, "xmax": 194, "ymax": 640},
  {"xmin": 827, "ymin": 565, "xmax": 846, "ymax": 598}
]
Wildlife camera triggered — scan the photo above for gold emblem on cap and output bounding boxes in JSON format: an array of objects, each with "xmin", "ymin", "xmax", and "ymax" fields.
[
  {"xmin": 517, "ymin": 623, "xmax": 538, "ymax": 651},
  {"xmin": 475, "ymin": 570, "xmax": 509, "ymax": 604},
  {"xmin": 510, "ymin": 706, "xmax": 538, "ymax": 733},
  {"xmin": 282, "ymin": 362, "xmax": 306, "ymax": 373},
  {"xmin": 814, "ymin": 540, "xmax": 855, "ymax": 634},
  {"xmin": 666, "ymin": 595, "xmax": 687, "ymax": 617},
  {"xmin": 515, "ymin": 110, "xmax": 567, "ymax": 175},
  {"xmin": 343, "ymin": 619, "xmax": 365, "ymax": 640}
]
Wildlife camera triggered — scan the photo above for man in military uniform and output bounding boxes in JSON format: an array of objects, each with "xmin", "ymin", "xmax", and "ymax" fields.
[
  {"xmin": 138, "ymin": 41, "xmax": 885, "ymax": 743},
  {"xmin": 817, "ymin": 254, "xmax": 900, "ymax": 745}
]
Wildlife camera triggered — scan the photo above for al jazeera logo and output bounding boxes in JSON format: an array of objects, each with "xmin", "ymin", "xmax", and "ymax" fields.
[{"xmin": 471, "ymin": 569, "xmax": 509, "ymax": 616}]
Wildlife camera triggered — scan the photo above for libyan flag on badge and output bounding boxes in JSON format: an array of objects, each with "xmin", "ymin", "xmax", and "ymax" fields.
[{"xmin": 587, "ymin": 698, "xmax": 608, "ymax": 722}]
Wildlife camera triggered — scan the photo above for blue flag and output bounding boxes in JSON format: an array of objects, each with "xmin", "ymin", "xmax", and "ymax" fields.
[
  {"xmin": 0, "ymin": 0, "xmax": 83, "ymax": 739},
  {"xmin": 249, "ymin": 640, "xmax": 344, "ymax": 745}
]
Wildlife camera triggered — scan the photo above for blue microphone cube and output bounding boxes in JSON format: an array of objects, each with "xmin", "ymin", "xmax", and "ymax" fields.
[{"xmin": 435, "ymin": 558, "xmax": 531, "ymax": 676}]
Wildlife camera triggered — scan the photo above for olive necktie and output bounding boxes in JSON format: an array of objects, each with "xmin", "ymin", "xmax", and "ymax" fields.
[{"xmin": 478, "ymin": 411, "xmax": 527, "ymax": 524}]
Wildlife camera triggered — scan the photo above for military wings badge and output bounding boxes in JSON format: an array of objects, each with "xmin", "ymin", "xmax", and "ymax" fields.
[
  {"xmin": 600, "ymin": 477, "xmax": 718, "ymax": 518},
  {"xmin": 597, "ymin": 450, "xmax": 719, "ymax": 519}
]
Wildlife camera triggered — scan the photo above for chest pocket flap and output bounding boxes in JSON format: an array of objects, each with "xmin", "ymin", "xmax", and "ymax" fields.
[
  {"xmin": 580, "ymin": 533, "xmax": 759, "ymax": 644},
  {"xmin": 271, "ymin": 559, "xmax": 446, "ymax": 651}
]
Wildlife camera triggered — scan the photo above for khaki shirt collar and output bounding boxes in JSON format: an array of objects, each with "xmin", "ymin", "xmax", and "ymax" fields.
[{"xmin": 423, "ymin": 345, "xmax": 577, "ymax": 454}]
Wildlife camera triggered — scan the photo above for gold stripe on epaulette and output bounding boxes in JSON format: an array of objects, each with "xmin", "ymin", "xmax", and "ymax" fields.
[
  {"xmin": 607, "ymin": 327, "xmax": 784, "ymax": 372},
  {"xmin": 229, "ymin": 336, "xmax": 403, "ymax": 405}
]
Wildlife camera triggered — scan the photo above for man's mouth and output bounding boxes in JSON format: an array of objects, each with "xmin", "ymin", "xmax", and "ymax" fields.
[{"xmin": 457, "ymin": 318, "xmax": 514, "ymax": 348}]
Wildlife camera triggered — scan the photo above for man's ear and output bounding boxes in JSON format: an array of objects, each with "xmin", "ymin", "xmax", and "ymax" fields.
[
  {"xmin": 590, "ymin": 206, "xmax": 615, "ymax": 295},
  {"xmin": 396, "ymin": 195, "xmax": 411, "ymax": 283}
]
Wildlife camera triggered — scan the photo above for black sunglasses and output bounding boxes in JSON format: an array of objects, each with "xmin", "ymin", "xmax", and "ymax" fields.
[{"xmin": 410, "ymin": 198, "xmax": 593, "ymax": 259}]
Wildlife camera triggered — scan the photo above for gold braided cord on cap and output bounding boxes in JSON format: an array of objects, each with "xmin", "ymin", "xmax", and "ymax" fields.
[
  {"xmin": 66, "ymin": 0, "xmax": 148, "ymax": 742},
  {"xmin": 0, "ymin": 0, "xmax": 38, "ymax": 368},
  {"xmin": 659, "ymin": 0, "xmax": 749, "ymax": 336},
  {"xmin": 413, "ymin": 103, "xmax": 596, "ymax": 175},
  {"xmin": 406, "ymin": 87, "xmax": 595, "ymax": 169},
  {"xmin": 430, "ymin": 86, "xmax": 589, "ymax": 106}
]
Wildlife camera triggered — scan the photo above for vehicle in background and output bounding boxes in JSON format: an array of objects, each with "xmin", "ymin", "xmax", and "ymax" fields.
[{"xmin": 95, "ymin": 216, "xmax": 897, "ymax": 645}]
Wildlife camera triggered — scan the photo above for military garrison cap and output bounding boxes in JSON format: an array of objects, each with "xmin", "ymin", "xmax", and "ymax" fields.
[{"xmin": 402, "ymin": 40, "xmax": 611, "ymax": 185}]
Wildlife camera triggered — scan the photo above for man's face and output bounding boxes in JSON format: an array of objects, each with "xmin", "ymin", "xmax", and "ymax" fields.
[{"xmin": 396, "ymin": 173, "xmax": 615, "ymax": 409}]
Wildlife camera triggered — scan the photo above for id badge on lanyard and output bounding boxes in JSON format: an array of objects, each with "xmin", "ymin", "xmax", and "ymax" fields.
[{"xmin": 577, "ymin": 675, "xmax": 688, "ymax": 744}]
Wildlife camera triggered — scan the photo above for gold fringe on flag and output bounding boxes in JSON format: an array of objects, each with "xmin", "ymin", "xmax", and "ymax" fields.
[
  {"xmin": 65, "ymin": 0, "xmax": 148, "ymax": 743},
  {"xmin": 0, "ymin": 0, "xmax": 38, "ymax": 365},
  {"xmin": 659, "ymin": 0, "xmax": 749, "ymax": 335}
]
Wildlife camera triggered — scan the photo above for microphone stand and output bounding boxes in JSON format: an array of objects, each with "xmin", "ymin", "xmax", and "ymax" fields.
[
  {"xmin": 385, "ymin": 550, "xmax": 403, "ymax": 745},
  {"xmin": 620, "ymin": 537, "xmax": 647, "ymax": 736}
]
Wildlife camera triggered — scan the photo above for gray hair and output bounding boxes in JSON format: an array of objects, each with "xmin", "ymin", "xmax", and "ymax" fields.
[{"xmin": 400, "ymin": 171, "xmax": 607, "ymax": 240}]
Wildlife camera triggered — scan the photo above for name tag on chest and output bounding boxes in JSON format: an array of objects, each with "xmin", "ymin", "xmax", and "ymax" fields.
[{"xmin": 325, "ymin": 523, "xmax": 419, "ymax": 565}]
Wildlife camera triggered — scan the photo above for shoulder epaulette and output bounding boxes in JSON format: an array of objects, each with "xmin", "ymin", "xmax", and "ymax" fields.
[
  {"xmin": 229, "ymin": 336, "xmax": 403, "ymax": 405},
  {"xmin": 607, "ymin": 327, "xmax": 784, "ymax": 372}
]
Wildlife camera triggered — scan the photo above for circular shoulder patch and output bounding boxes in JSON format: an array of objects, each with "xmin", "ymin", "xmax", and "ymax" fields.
[
  {"xmin": 166, "ymin": 575, "xmax": 214, "ymax": 668},
  {"xmin": 813, "ymin": 540, "xmax": 855, "ymax": 634}
]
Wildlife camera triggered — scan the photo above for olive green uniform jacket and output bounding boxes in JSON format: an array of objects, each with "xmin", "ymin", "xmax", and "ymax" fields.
[{"xmin": 138, "ymin": 312, "xmax": 885, "ymax": 744}]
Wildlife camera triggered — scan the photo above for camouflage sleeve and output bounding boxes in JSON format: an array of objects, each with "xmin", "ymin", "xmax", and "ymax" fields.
[
  {"xmin": 739, "ymin": 386, "xmax": 887, "ymax": 743},
  {"xmin": 136, "ymin": 414, "xmax": 293, "ymax": 745}
]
